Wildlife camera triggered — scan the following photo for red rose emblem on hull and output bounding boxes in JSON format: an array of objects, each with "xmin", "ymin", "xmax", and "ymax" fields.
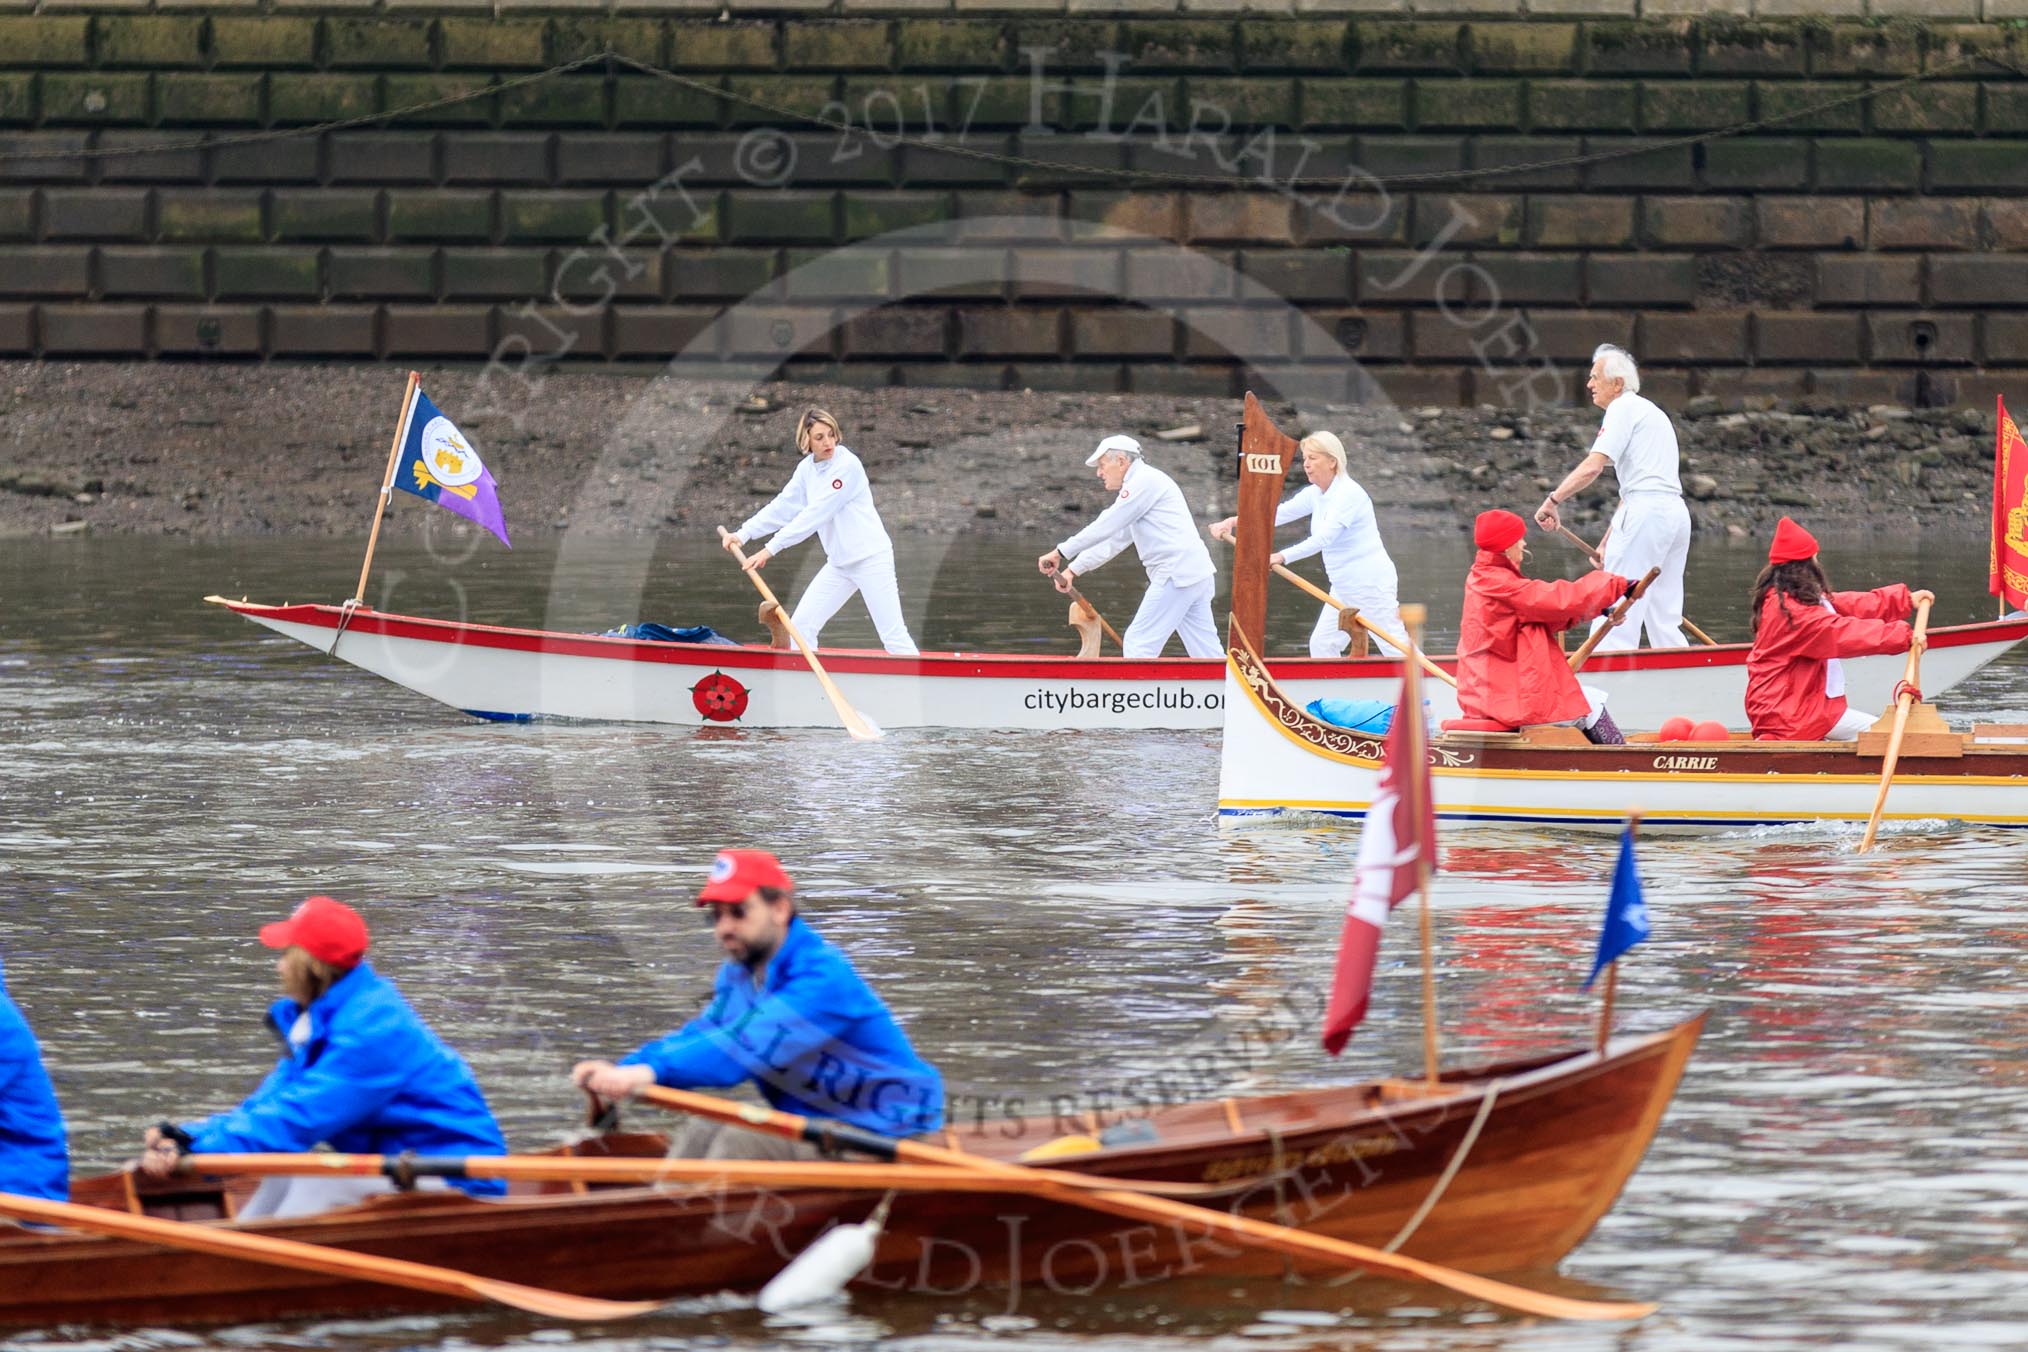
[{"xmin": 691, "ymin": 670, "xmax": 750, "ymax": 722}]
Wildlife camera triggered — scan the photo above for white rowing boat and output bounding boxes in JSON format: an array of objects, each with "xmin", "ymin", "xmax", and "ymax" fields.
[{"xmin": 206, "ymin": 597, "xmax": 2028, "ymax": 734}]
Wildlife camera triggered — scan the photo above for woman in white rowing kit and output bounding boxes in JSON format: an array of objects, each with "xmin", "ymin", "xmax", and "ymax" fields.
[
  {"xmin": 1211, "ymin": 431, "xmax": 1402, "ymax": 657},
  {"xmin": 724, "ymin": 408, "xmax": 919, "ymax": 655}
]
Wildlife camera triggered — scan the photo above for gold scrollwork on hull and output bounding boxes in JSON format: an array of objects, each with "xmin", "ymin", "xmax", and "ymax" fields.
[{"xmin": 1232, "ymin": 641, "xmax": 1478, "ymax": 769}]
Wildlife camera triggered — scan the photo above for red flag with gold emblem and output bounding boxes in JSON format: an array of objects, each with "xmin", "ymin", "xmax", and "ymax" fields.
[{"xmin": 1993, "ymin": 396, "xmax": 2028, "ymax": 612}]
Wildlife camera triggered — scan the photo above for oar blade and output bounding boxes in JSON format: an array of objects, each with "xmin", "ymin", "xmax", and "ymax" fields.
[{"xmin": 465, "ymin": 1277, "xmax": 663, "ymax": 1321}]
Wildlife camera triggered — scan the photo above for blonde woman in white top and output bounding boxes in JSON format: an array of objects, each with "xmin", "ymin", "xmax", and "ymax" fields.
[
  {"xmin": 725, "ymin": 408, "xmax": 918, "ymax": 655},
  {"xmin": 1211, "ymin": 431, "xmax": 1401, "ymax": 658}
]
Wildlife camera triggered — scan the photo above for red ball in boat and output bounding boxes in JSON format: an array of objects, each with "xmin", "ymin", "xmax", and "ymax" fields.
[
  {"xmin": 1689, "ymin": 719, "xmax": 1730, "ymax": 742},
  {"xmin": 1657, "ymin": 716, "xmax": 1695, "ymax": 742}
]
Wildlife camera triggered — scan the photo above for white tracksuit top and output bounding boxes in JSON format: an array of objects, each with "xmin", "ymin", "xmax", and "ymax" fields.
[
  {"xmin": 738, "ymin": 445, "xmax": 894, "ymax": 567},
  {"xmin": 1273, "ymin": 474, "xmax": 1398, "ymax": 596},
  {"xmin": 1058, "ymin": 459, "xmax": 1216, "ymax": 588}
]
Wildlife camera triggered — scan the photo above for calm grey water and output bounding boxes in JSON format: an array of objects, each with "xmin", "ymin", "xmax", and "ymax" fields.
[{"xmin": 1, "ymin": 531, "xmax": 2025, "ymax": 1351}]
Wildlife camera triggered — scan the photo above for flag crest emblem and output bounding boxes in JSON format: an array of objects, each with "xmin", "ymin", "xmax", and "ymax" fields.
[{"xmin": 394, "ymin": 386, "xmax": 510, "ymax": 547}]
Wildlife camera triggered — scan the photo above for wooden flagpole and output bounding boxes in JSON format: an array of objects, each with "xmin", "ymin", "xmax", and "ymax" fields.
[
  {"xmin": 1400, "ymin": 602, "xmax": 1439, "ymax": 1087},
  {"xmin": 1595, "ymin": 965, "xmax": 1618, "ymax": 1055},
  {"xmin": 350, "ymin": 370, "xmax": 421, "ymax": 606},
  {"xmin": 1595, "ymin": 810, "xmax": 1641, "ymax": 1054}
]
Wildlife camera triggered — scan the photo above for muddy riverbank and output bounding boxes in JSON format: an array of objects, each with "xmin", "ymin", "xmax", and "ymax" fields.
[{"xmin": 0, "ymin": 361, "xmax": 1995, "ymax": 544}]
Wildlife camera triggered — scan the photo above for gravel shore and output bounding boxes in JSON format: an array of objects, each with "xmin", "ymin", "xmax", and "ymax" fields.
[{"xmin": 0, "ymin": 361, "xmax": 1996, "ymax": 544}]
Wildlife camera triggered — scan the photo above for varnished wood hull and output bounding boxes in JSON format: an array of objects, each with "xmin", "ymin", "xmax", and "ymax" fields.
[{"xmin": 0, "ymin": 1019, "xmax": 1701, "ymax": 1327}]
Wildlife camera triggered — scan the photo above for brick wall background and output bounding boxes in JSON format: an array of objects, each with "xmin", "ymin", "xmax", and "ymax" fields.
[{"xmin": 1, "ymin": 8, "xmax": 2025, "ymax": 407}]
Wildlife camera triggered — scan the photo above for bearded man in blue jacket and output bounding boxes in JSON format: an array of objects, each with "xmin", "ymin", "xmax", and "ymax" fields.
[
  {"xmin": 572, "ymin": 849, "xmax": 944, "ymax": 1160},
  {"xmin": 139, "ymin": 896, "xmax": 507, "ymax": 1218},
  {"xmin": 1, "ymin": 958, "xmax": 69, "ymax": 1202}
]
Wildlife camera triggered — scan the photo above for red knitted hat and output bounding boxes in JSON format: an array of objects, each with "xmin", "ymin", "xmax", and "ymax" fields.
[
  {"xmin": 1474, "ymin": 510, "xmax": 1527, "ymax": 552},
  {"xmin": 1768, "ymin": 516, "xmax": 1818, "ymax": 565}
]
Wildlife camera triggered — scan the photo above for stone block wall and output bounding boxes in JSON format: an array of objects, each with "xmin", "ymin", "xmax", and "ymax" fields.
[{"xmin": 0, "ymin": 7, "xmax": 2025, "ymax": 406}]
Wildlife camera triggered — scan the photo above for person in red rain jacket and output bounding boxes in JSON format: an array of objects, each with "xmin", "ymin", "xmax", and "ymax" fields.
[
  {"xmin": 1744, "ymin": 517, "xmax": 1933, "ymax": 741},
  {"xmin": 1455, "ymin": 510, "xmax": 1635, "ymax": 742}
]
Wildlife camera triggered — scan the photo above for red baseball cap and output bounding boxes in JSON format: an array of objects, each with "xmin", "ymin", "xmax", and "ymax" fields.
[
  {"xmin": 259, "ymin": 896, "xmax": 370, "ymax": 969},
  {"xmin": 697, "ymin": 849, "xmax": 794, "ymax": 905},
  {"xmin": 1768, "ymin": 516, "xmax": 1818, "ymax": 565},
  {"xmin": 1474, "ymin": 509, "xmax": 1528, "ymax": 552}
]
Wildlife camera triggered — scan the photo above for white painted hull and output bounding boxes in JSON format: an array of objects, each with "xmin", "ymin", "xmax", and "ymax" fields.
[
  {"xmin": 1217, "ymin": 646, "xmax": 2028, "ymax": 833},
  {"xmin": 209, "ymin": 599, "xmax": 2028, "ymax": 735}
]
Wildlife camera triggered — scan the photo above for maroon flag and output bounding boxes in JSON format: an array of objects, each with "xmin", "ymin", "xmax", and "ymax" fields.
[{"xmin": 1321, "ymin": 683, "xmax": 1437, "ymax": 1055}]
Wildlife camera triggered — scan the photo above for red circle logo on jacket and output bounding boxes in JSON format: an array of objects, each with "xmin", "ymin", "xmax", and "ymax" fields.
[
  {"xmin": 832, "ymin": 478, "xmax": 844, "ymax": 490},
  {"xmin": 691, "ymin": 671, "xmax": 749, "ymax": 723}
]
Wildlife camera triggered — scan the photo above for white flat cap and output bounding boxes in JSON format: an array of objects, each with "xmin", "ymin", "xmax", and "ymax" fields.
[{"xmin": 1085, "ymin": 434, "xmax": 1143, "ymax": 466}]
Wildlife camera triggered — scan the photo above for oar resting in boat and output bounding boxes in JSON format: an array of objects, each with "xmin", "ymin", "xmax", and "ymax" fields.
[
  {"xmin": 0, "ymin": 1190, "xmax": 660, "ymax": 1321},
  {"xmin": 1447, "ymin": 510, "xmax": 1639, "ymax": 745},
  {"xmin": 138, "ymin": 896, "xmax": 510, "ymax": 1221},
  {"xmin": 568, "ymin": 848, "xmax": 946, "ymax": 1162},
  {"xmin": 625, "ymin": 1084, "xmax": 1656, "ymax": 1324}
]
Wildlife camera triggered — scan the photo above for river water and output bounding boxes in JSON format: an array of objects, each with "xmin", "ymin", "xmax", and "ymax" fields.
[{"xmin": 1, "ymin": 531, "xmax": 2024, "ymax": 1351}]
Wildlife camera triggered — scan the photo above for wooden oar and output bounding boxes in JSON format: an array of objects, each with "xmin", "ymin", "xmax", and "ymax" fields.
[
  {"xmin": 717, "ymin": 526, "xmax": 881, "ymax": 741},
  {"xmin": 1268, "ymin": 563, "xmax": 1457, "ymax": 689},
  {"xmin": 1568, "ymin": 568, "xmax": 1661, "ymax": 674},
  {"xmin": 1059, "ymin": 579, "xmax": 1124, "ymax": 649},
  {"xmin": 0, "ymin": 1189, "xmax": 661, "ymax": 1321},
  {"xmin": 1554, "ymin": 525, "xmax": 1718, "ymax": 646},
  {"xmin": 630, "ymin": 1086, "xmax": 1654, "ymax": 1323},
  {"xmin": 1858, "ymin": 597, "xmax": 1933, "ymax": 853},
  {"xmin": 176, "ymin": 1152, "xmax": 1220, "ymax": 1198}
]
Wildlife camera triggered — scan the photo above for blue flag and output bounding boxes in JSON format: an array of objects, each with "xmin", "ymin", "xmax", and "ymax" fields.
[
  {"xmin": 392, "ymin": 384, "xmax": 510, "ymax": 547},
  {"xmin": 1583, "ymin": 827, "xmax": 1651, "ymax": 990}
]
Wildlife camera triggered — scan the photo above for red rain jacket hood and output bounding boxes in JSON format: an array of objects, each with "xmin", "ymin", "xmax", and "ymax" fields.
[
  {"xmin": 1456, "ymin": 551, "xmax": 1627, "ymax": 728},
  {"xmin": 1745, "ymin": 584, "xmax": 1912, "ymax": 740}
]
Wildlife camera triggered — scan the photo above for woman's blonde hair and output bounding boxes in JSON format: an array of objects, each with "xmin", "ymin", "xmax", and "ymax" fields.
[
  {"xmin": 796, "ymin": 407, "xmax": 842, "ymax": 452},
  {"xmin": 1298, "ymin": 430, "xmax": 1347, "ymax": 475}
]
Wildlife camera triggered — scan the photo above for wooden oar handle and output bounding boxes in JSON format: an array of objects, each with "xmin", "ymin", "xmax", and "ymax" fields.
[
  {"xmin": 630, "ymin": 1084, "xmax": 1653, "ymax": 1321},
  {"xmin": 714, "ymin": 525, "xmax": 882, "ymax": 740},
  {"xmin": 1556, "ymin": 524, "xmax": 1604, "ymax": 567},
  {"xmin": 1058, "ymin": 579, "xmax": 1125, "ymax": 649},
  {"xmin": 1266, "ymin": 561, "xmax": 1458, "ymax": 689},
  {"xmin": 1567, "ymin": 568, "xmax": 1661, "ymax": 673},
  {"xmin": 1859, "ymin": 596, "xmax": 1934, "ymax": 853}
]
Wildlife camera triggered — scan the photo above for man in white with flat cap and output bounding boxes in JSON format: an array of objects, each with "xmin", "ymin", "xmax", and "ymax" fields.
[{"xmin": 1037, "ymin": 434, "xmax": 1220, "ymax": 659}]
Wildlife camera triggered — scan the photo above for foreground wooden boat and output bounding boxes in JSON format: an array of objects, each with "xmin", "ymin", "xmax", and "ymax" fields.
[
  {"xmin": 1216, "ymin": 395, "xmax": 2028, "ymax": 832},
  {"xmin": 204, "ymin": 596, "xmax": 2027, "ymax": 733},
  {"xmin": 0, "ymin": 1021, "xmax": 1700, "ymax": 1328}
]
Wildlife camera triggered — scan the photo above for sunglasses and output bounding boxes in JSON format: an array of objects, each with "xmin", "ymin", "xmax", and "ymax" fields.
[{"xmin": 704, "ymin": 902, "xmax": 748, "ymax": 925}]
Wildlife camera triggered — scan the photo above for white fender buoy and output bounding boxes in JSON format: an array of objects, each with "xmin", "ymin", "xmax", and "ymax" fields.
[{"xmin": 756, "ymin": 1194, "xmax": 894, "ymax": 1314}]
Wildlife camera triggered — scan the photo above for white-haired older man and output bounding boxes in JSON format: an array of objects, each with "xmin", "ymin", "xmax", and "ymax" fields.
[
  {"xmin": 1038, "ymin": 435, "xmax": 1219, "ymax": 658},
  {"xmin": 1534, "ymin": 344, "xmax": 1691, "ymax": 650}
]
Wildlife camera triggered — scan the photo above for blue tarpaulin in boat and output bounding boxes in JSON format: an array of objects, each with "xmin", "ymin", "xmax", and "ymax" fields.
[
  {"xmin": 1305, "ymin": 698, "xmax": 1394, "ymax": 734},
  {"xmin": 601, "ymin": 623, "xmax": 739, "ymax": 645}
]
